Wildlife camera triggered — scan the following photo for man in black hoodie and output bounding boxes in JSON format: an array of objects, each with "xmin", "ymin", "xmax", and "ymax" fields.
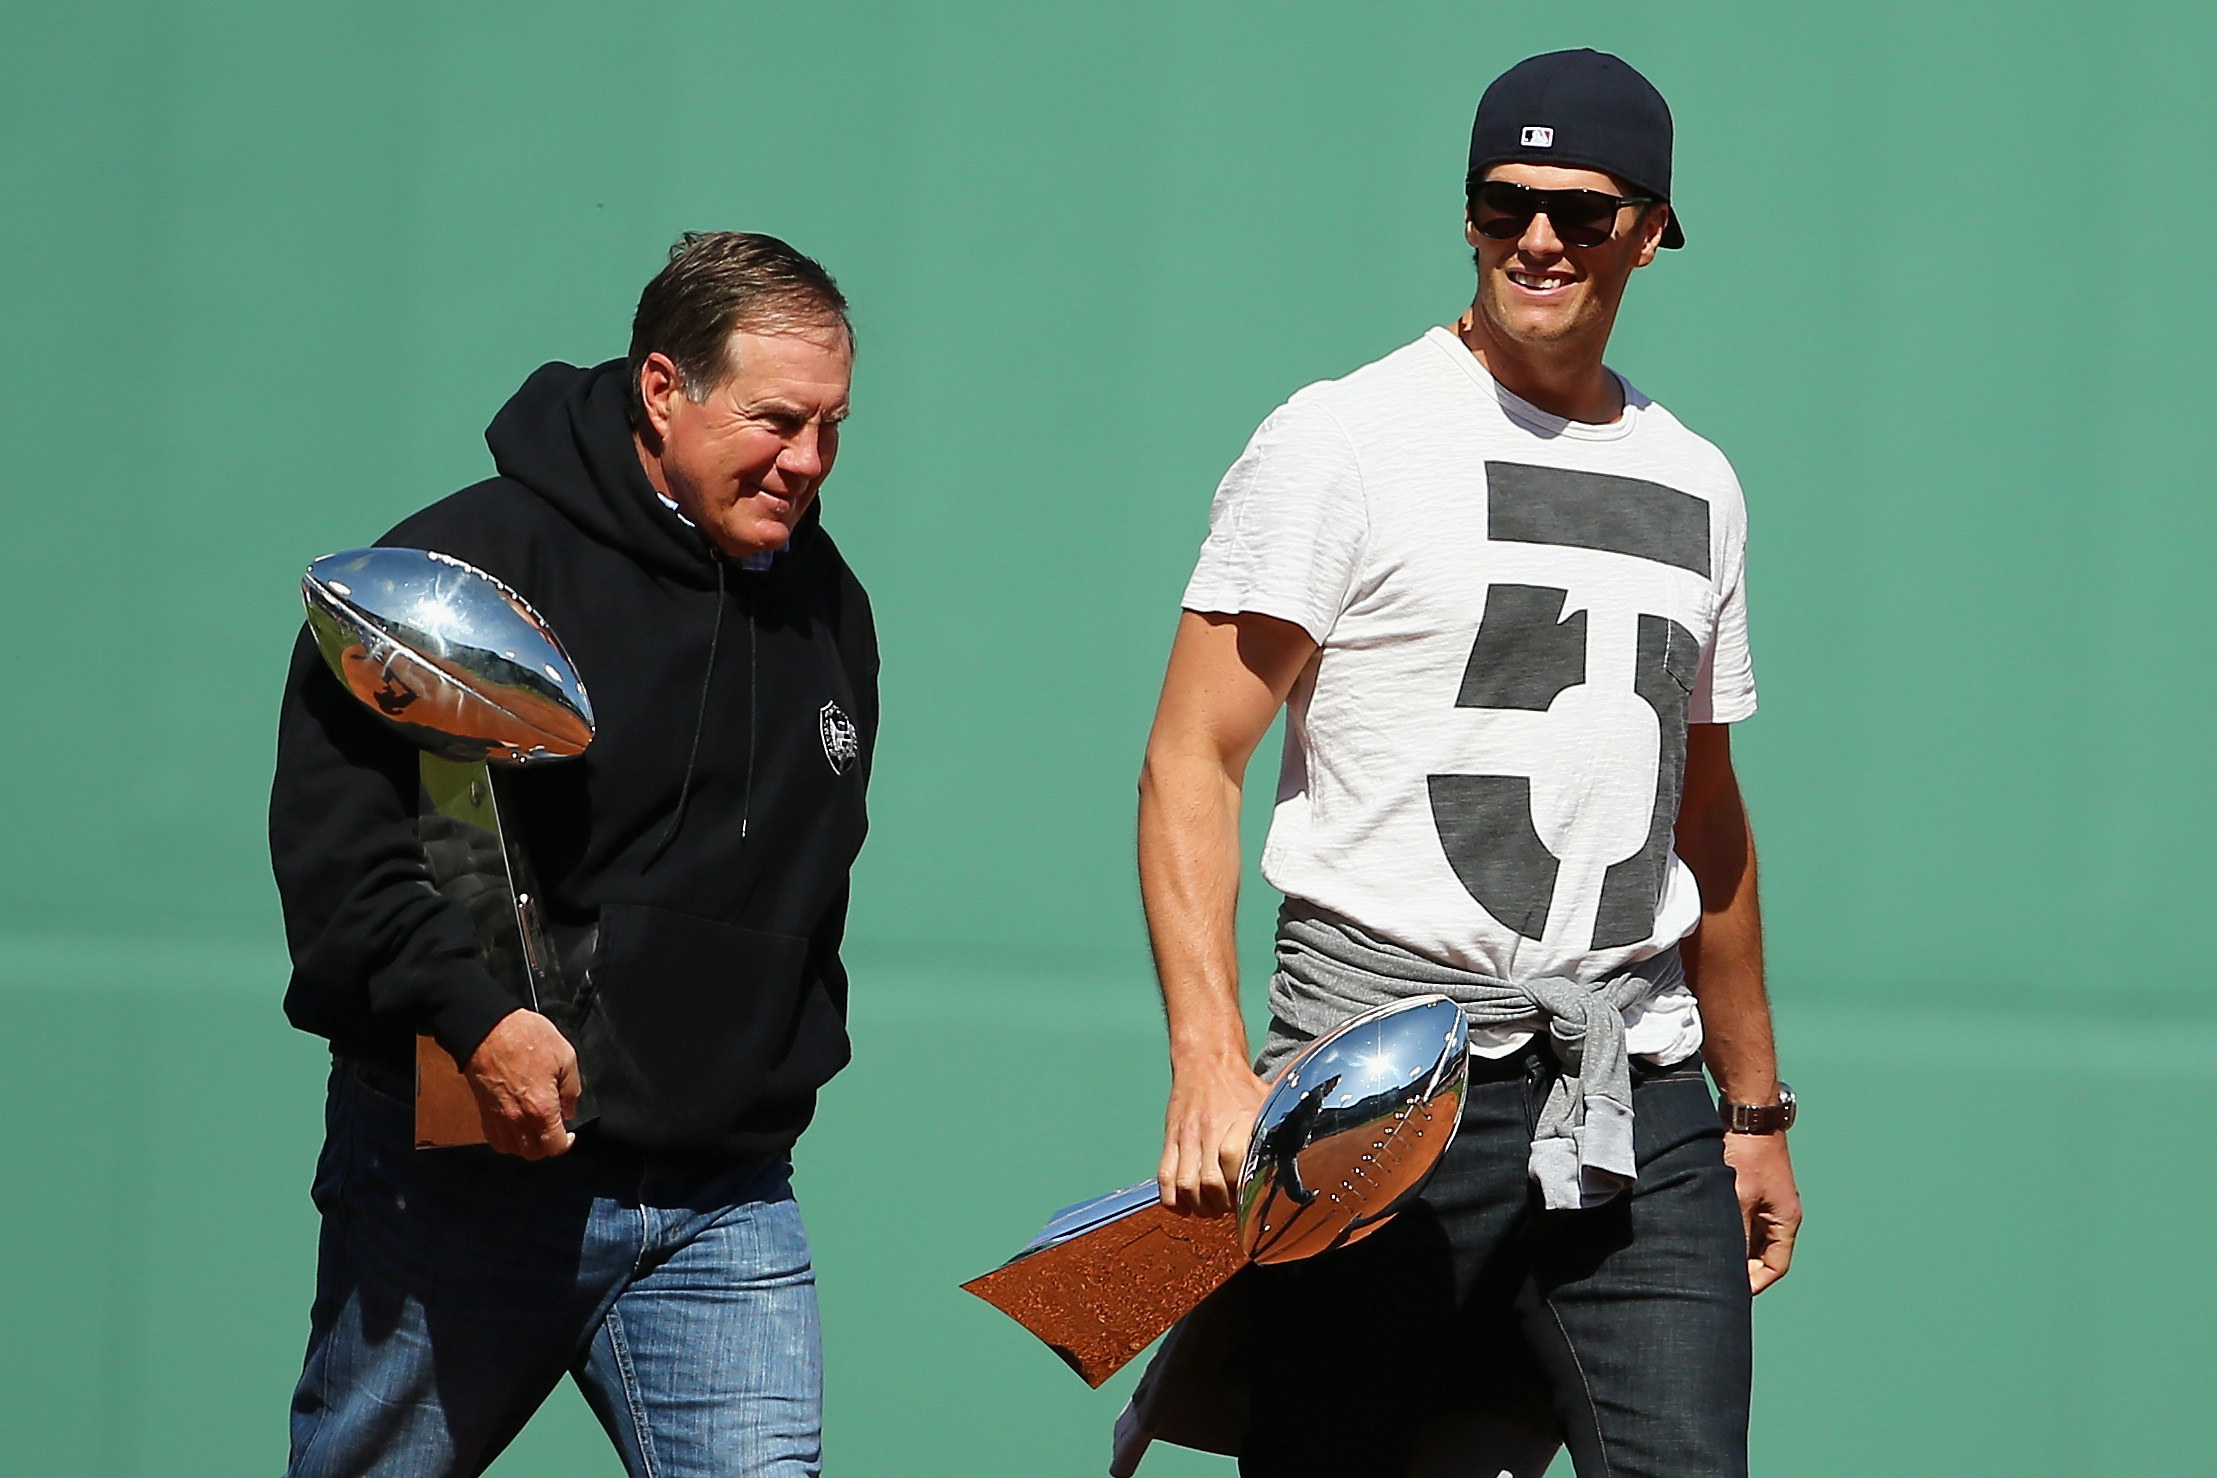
[{"xmin": 270, "ymin": 232, "xmax": 876, "ymax": 1477}]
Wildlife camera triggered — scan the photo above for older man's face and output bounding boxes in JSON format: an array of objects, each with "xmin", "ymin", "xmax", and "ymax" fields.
[{"xmin": 646, "ymin": 324, "xmax": 853, "ymax": 559}]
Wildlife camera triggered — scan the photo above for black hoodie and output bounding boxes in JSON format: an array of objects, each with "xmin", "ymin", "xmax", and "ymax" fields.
[{"xmin": 270, "ymin": 359, "xmax": 877, "ymax": 1162}]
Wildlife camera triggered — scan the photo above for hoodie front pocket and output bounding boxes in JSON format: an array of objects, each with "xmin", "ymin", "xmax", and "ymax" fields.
[{"xmin": 579, "ymin": 903, "xmax": 851, "ymax": 1151}]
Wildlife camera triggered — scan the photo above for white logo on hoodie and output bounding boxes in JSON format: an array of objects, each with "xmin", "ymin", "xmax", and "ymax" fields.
[{"xmin": 819, "ymin": 701, "xmax": 860, "ymax": 776}]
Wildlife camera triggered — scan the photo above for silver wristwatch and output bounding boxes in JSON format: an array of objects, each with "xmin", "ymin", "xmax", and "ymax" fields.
[{"xmin": 1717, "ymin": 1081, "xmax": 1796, "ymax": 1135}]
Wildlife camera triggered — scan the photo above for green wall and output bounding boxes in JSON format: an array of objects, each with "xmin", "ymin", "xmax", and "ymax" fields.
[{"xmin": 3, "ymin": 3, "xmax": 2212, "ymax": 1474}]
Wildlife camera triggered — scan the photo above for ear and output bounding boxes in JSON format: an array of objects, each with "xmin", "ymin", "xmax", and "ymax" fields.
[
  {"xmin": 1632, "ymin": 204, "xmax": 1670, "ymax": 268},
  {"xmin": 637, "ymin": 351, "xmax": 684, "ymax": 441},
  {"xmin": 1464, "ymin": 204, "xmax": 1484, "ymax": 251}
]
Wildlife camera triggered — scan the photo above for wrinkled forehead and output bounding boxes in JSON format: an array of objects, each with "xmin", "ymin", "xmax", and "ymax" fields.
[
  {"xmin": 727, "ymin": 321, "xmax": 852, "ymax": 370},
  {"xmin": 1476, "ymin": 160, "xmax": 1635, "ymax": 197},
  {"xmin": 721, "ymin": 325, "xmax": 854, "ymax": 401}
]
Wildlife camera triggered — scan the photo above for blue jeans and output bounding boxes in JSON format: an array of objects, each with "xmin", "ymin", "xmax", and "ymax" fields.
[
  {"xmin": 286, "ymin": 1057, "xmax": 822, "ymax": 1478},
  {"xmin": 1241, "ymin": 1047, "xmax": 1752, "ymax": 1478}
]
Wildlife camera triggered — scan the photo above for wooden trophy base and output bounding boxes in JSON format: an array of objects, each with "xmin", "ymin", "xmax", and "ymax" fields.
[
  {"xmin": 414, "ymin": 1034, "xmax": 487, "ymax": 1149},
  {"xmin": 962, "ymin": 1196, "xmax": 1243, "ymax": 1387}
]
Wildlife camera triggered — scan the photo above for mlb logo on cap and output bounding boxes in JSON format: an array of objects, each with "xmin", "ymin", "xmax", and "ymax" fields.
[{"xmin": 1520, "ymin": 126, "xmax": 1554, "ymax": 147}]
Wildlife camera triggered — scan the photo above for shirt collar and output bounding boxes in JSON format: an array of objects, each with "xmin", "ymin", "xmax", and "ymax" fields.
[{"xmin": 655, "ymin": 490, "xmax": 781, "ymax": 571}]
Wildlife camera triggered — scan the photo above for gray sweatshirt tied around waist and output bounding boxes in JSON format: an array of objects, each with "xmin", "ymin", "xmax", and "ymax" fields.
[{"xmin": 1260, "ymin": 902, "xmax": 1689, "ymax": 1211}]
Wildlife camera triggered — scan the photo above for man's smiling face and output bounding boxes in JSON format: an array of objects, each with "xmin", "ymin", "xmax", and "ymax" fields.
[
  {"xmin": 640, "ymin": 323, "xmax": 853, "ymax": 560},
  {"xmin": 1465, "ymin": 161, "xmax": 1667, "ymax": 358}
]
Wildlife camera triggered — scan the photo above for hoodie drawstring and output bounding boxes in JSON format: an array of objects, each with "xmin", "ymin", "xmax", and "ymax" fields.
[
  {"xmin": 644, "ymin": 558, "xmax": 727, "ymax": 868},
  {"xmin": 743, "ymin": 606, "xmax": 758, "ymax": 842}
]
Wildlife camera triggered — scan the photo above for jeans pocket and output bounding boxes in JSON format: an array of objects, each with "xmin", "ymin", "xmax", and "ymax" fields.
[
  {"xmin": 348, "ymin": 1056, "xmax": 416, "ymax": 1112},
  {"xmin": 730, "ymin": 1178, "xmax": 815, "ymax": 1287},
  {"xmin": 1629, "ymin": 1074, "xmax": 1729, "ymax": 1170}
]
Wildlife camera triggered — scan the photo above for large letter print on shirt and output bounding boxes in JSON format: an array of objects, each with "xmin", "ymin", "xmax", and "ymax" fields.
[{"xmin": 1428, "ymin": 464, "xmax": 1705, "ymax": 950}]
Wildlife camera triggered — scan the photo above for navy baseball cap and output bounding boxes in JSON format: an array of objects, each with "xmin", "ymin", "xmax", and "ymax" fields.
[{"xmin": 1466, "ymin": 49, "xmax": 1685, "ymax": 250}]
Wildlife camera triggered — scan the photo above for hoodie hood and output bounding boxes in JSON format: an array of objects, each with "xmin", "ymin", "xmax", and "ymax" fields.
[{"xmin": 485, "ymin": 359, "xmax": 832, "ymax": 590}]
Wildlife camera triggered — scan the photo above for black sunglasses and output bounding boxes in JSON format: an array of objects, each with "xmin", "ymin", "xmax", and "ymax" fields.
[{"xmin": 1470, "ymin": 180, "xmax": 1658, "ymax": 249}]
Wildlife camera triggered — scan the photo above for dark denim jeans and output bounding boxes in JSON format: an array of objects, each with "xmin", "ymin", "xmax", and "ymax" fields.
[
  {"xmin": 285, "ymin": 1057, "xmax": 822, "ymax": 1478},
  {"xmin": 1241, "ymin": 1047, "xmax": 1752, "ymax": 1478}
]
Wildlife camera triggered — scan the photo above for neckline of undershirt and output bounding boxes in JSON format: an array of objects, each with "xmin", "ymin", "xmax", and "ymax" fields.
[{"xmin": 1422, "ymin": 325, "xmax": 1640, "ymax": 443}]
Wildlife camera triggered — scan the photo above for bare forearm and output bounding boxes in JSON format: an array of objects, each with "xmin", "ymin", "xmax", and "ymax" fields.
[
  {"xmin": 1684, "ymin": 849, "xmax": 1776, "ymax": 1105},
  {"xmin": 1140, "ymin": 610, "xmax": 1314, "ymax": 1214},
  {"xmin": 1137, "ymin": 748, "xmax": 1251, "ymax": 1071},
  {"xmin": 1675, "ymin": 728, "xmax": 1778, "ymax": 1105},
  {"xmin": 1675, "ymin": 724, "xmax": 1800, "ymax": 1290}
]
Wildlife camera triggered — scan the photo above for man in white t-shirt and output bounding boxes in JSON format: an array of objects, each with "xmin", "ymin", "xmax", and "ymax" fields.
[{"xmin": 1135, "ymin": 50, "xmax": 1800, "ymax": 1478}]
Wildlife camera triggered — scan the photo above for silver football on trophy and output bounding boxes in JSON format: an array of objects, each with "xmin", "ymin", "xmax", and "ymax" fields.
[
  {"xmin": 302, "ymin": 547, "xmax": 595, "ymax": 766},
  {"xmin": 1237, "ymin": 993, "xmax": 1470, "ymax": 1264}
]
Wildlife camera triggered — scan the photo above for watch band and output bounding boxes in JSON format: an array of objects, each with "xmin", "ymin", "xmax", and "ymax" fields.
[{"xmin": 1717, "ymin": 1081, "xmax": 1796, "ymax": 1134}]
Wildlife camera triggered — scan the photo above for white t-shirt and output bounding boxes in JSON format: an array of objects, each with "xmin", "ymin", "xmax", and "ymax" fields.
[{"xmin": 1184, "ymin": 327, "xmax": 1757, "ymax": 1060}]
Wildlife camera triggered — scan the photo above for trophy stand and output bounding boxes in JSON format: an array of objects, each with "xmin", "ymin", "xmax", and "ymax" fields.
[{"xmin": 411, "ymin": 754, "xmax": 595, "ymax": 1147}]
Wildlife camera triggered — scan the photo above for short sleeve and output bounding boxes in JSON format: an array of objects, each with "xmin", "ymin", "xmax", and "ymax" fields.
[
  {"xmin": 1181, "ymin": 398, "xmax": 1369, "ymax": 644},
  {"xmin": 1690, "ymin": 473, "xmax": 1757, "ymax": 724}
]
